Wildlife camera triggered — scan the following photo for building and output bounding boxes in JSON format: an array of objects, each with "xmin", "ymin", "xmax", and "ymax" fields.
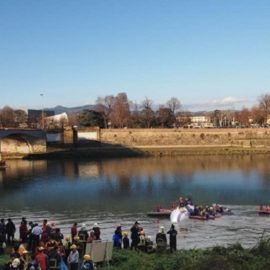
[
  {"xmin": 190, "ymin": 115, "xmax": 213, "ymax": 128},
  {"xmin": 44, "ymin": 112, "xmax": 69, "ymax": 129}
]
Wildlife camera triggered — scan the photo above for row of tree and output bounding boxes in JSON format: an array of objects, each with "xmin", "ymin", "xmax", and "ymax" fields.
[
  {"xmin": 78, "ymin": 93, "xmax": 181, "ymax": 128},
  {"xmin": 0, "ymin": 107, "xmax": 28, "ymax": 128},
  {"xmin": 77, "ymin": 93, "xmax": 270, "ymax": 128},
  {"xmin": 1, "ymin": 93, "xmax": 270, "ymax": 129}
]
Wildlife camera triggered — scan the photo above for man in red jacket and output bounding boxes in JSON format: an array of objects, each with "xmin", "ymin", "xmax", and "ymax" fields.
[{"xmin": 35, "ymin": 247, "xmax": 49, "ymax": 270}]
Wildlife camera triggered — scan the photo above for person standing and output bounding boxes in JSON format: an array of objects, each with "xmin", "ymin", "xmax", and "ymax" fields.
[
  {"xmin": 0, "ymin": 219, "xmax": 6, "ymax": 245},
  {"xmin": 6, "ymin": 218, "xmax": 16, "ymax": 244},
  {"xmin": 155, "ymin": 226, "xmax": 167, "ymax": 251},
  {"xmin": 130, "ymin": 221, "xmax": 140, "ymax": 250},
  {"xmin": 92, "ymin": 223, "xmax": 100, "ymax": 240},
  {"xmin": 113, "ymin": 224, "xmax": 122, "ymax": 248},
  {"xmin": 35, "ymin": 247, "xmax": 49, "ymax": 270},
  {"xmin": 31, "ymin": 224, "xmax": 42, "ymax": 253},
  {"xmin": 48, "ymin": 245, "xmax": 62, "ymax": 270},
  {"xmin": 167, "ymin": 224, "xmax": 177, "ymax": 251},
  {"xmin": 78, "ymin": 224, "xmax": 88, "ymax": 241},
  {"xmin": 20, "ymin": 219, "xmax": 28, "ymax": 243},
  {"xmin": 67, "ymin": 245, "xmax": 79, "ymax": 270},
  {"xmin": 81, "ymin": 255, "xmax": 94, "ymax": 270},
  {"xmin": 70, "ymin": 223, "xmax": 77, "ymax": 242},
  {"xmin": 122, "ymin": 232, "xmax": 130, "ymax": 249}
]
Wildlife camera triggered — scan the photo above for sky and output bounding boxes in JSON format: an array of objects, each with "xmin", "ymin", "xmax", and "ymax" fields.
[{"xmin": 0, "ymin": 0, "xmax": 270, "ymax": 111}]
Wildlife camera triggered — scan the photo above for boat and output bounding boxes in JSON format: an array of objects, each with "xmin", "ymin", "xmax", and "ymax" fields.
[
  {"xmin": 147, "ymin": 199, "xmax": 233, "ymax": 221},
  {"xmin": 189, "ymin": 214, "xmax": 219, "ymax": 221},
  {"xmin": 258, "ymin": 211, "xmax": 270, "ymax": 215},
  {"xmin": 258, "ymin": 206, "xmax": 270, "ymax": 215}
]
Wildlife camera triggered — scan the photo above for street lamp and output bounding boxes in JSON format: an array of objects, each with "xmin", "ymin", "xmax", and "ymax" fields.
[{"xmin": 40, "ymin": 93, "xmax": 44, "ymax": 129}]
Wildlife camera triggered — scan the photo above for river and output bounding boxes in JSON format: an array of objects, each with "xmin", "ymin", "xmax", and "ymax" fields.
[{"xmin": 1, "ymin": 155, "xmax": 270, "ymax": 249}]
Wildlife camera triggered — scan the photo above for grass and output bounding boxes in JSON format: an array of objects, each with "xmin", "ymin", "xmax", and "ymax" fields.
[
  {"xmin": 0, "ymin": 254, "xmax": 9, "ymax": 270},
  {"xmin": 101, "ymin": 241, "xmax": 270, "ymax": 270}
]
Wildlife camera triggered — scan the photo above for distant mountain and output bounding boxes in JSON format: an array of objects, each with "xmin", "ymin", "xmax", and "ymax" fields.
[
  {"xmin": 46, "ymin": 105, "xmax": 240, "ymax": 115},
  {"xmin": 47, "ymin": 105, "xmax": 96, "ymax": 114}
]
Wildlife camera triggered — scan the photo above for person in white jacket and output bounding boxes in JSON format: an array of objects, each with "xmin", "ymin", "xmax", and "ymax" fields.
[{"xmin": 67, "ymin": 244, "xmax": 79, "ymax": 270}]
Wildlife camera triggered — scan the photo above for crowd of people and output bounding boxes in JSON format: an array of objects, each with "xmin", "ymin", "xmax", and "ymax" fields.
[
  {"xmin": 0, "ymin": 217, "xmax": 178, "ymax": 270},
  {"xmin": 174, "ymin": 197, "xmax": 229, "ymax": 219}
]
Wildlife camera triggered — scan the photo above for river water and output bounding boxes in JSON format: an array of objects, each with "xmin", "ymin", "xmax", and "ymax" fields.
[{"xmin": 1, "ymin": 155, "xmax": 270, "ymax": 249}]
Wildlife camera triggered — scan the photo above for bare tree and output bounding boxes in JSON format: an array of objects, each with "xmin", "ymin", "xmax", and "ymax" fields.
[
  {"xmin": 68, "ymin": 112, "xmax": 79, "ymax": 127},
  {"xmin": 110, "ymin": 93, "xmax": 130, "ymax": 128},
  {"xmin": 166, "ymin": 97, "xmax": 181, "ymax": 115},
  {"xmin": 140, "ymin": 97, "xmax": 155, "ymax": 128},
  {"xmin": 96, "ymin": 95, "xmax": 115, "ymax": 128},
  {"xmin": 258, "ymin": 94, "xmax": 270, "ymax": 123},
  {"xmin": 235, "ymin": 107, "xmax": 250, "ymax": 127},
  {"xmin": 251, "ymin": 106, "xmax": 265, "ymax": 125}
]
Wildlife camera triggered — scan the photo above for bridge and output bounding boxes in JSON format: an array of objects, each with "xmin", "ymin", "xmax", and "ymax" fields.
[{"xmin": 0, "ymin": 129, "xmax": 46, "ymax": 156}]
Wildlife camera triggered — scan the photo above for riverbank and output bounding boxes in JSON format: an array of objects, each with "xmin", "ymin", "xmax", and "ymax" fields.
[
  {"xmin": 1, "ymin": 241, "xmax": 270, "ymax": 270},
  {"xmin": 104, "ymin": 242, "xmax": 270, "ymax": 270},
  {"xmin": 22, "ymin": 145, "xmax": 270, "ymax": 160}
]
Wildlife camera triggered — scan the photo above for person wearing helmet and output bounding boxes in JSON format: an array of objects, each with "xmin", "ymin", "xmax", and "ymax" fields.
[
  {"xmin": 10, "ymin": 258, "xmax": 21, "ymax": 270},
  {"xmin": 81, "ymin": 255, "xmax": 94, "ymax": 270},
  {"xmin": 122, "ymin": 232, "xmax": 130, "ymax": 249},
  {"xmin": 92, "ymin": 223, "xmax": 100, "ymax": 240},
  {"xmin": 78, "ymin": 224, "xmax": 88, "ymax": 242},
  {"xmin": 67, "ymin": 245, "xmax": 79, "ymax": 270}
]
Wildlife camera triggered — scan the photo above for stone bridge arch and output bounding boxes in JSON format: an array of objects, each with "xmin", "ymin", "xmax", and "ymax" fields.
[
  {"xmin": 1, "ymin": 134, "xmax": 33, "ymax": 154},
  {"xmin": 0, "ymin": 129, "xmax": 46, "ymax": 156}
]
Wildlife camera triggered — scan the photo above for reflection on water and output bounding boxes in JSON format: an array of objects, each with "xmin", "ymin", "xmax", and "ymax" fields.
[{"xmin": 1, "ymin": 155, "xmax": 270, "ymax": 248}]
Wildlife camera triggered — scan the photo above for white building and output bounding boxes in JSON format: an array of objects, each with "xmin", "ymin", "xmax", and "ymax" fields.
[
  {"xmin": 190, "ymin": 115, "xmax": 213, "ymax": 128},
  {"xmin": 44, "ymin": 112, "xmax": 69, "ymax": 128}
]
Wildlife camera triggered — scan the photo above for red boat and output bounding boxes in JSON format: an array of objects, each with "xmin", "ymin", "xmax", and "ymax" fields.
[
  {"xmin": 189, "ymin": 215, "xmax": 217, "ymax": 221},
  {"xmin": 258, "ymin": 206, "xmax": 270, "ymax": 215}
]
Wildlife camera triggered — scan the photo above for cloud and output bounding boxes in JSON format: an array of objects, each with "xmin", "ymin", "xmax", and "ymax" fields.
[{"xmin": 185, "ymin": 96, "xmax": 250, "ymax": 111}]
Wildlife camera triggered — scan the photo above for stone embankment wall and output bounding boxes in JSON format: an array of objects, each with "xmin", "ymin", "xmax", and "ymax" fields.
[{"xmin": 100, "ymin": 128, "xmax": 270, "ymax": 149}]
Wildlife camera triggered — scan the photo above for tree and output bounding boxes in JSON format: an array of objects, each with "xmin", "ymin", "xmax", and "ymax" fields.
[
  {"xmin": 0, "ymin": 106, "xmax": 15, "ymax": 127},
  {"xmin": 211, "ymin": 110, "xmax": 222, "ymax": 127},
  {"xmin": 14, "ymin": 110, "xmax": 28, "ymax": 128},
  {"xmin": 95, "ymin": 95, "xmax": 115, "ymax": 128},
  {"xmin": 110, "ymin": 93, "xmax": 130, "ymax": 128},
  {"xmin": 156, "ymin": 107, "xmax": 175, "ymax": 128},
  {"xmin": 140, "ymin": 98, "xmax": 155, "ymax": 128},
  {"xmin": 128, "ymin": 103, "xmax": 142, "ymax": 128},
  {"xmin": 250, "ymin": 106, "xmax": 265, "ymax": 125},
  {"xmin": 78, "ymin": 110, "xmax": 104, "ymax": 127},
  {"xmin": 258, "ymin": 94, "xmax": 270, "ymax": 122},
  {"xmin": 68, "ymin": 112, "xmax": 79, "ymax": 127},
  {"xmin": 166, "ymin": 97, "xmax": 181, "ymax": 115},
  {"xmin": 235, "ymin": 108, "xmax": 250, "ymax": 127}
]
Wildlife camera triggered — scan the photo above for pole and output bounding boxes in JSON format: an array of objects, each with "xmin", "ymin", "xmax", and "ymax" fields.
[{"xmin": 40, "ymin": 93, "xmax": 44, "ymax": 129}]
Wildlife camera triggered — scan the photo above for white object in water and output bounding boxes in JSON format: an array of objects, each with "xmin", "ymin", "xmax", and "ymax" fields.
[{"xmin": 170, "ymin": 207, "xmax": 189, "ymax": 223}]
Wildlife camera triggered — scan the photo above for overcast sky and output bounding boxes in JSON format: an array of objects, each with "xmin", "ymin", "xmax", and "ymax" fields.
[{"xmin": 0, "ymin": 0, "xmax": 269, "ymax": 111}]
